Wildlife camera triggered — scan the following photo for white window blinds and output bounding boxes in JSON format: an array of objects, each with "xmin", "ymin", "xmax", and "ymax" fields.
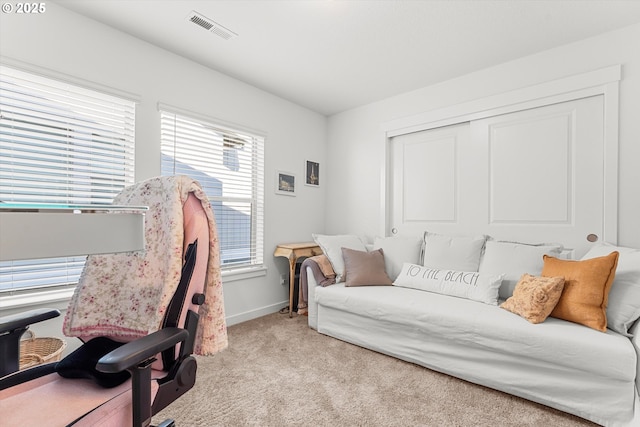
[
  {"xmin": 160, "ymin": 109, "xmax": 264, "ymax": 271},
  {"xmin": 0, "ymin": 65, "xmax": 136, "ymax": 294}
]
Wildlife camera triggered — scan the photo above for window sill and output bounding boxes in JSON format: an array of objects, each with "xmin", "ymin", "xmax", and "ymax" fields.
[
  {"xmin": 221, "ymin": 266, "xmax": 267, "ymax": 282},
  {"xmin": 0, "ymin": 288, "xmax": 75, "ymax": 311}
]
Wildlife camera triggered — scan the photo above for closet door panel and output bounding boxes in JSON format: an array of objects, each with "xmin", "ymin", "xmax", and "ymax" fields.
[
  {"xmin": 487, "ymin": 113, "xmax": 571, "ymax": 222},
  {"xmin": 472, "ymin": 95, "xmax": 604, "ymax": 257},
  {"xmin": 390, "ymin": 123, "xmax": 470, "ymax": 237},
  {"xmin": 401, "ymin": 133, "xmax": 456, "ymax": 221}
]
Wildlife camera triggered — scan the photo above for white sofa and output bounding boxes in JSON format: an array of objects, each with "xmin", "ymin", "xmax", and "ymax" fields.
[{"xmin": 305, "ymin": 234, "xmax": 640, "ymax": 427}]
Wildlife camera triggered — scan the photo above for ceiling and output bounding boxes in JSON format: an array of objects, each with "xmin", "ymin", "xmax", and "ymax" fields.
[{"xmin": 53, "ymin": 0, "xmax": 640, "ymax": 116}]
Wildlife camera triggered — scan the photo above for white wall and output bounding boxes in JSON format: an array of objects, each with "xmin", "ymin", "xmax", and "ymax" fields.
[
  {"xmin": 0, "ymin": 3, "xmax": 327, "ymax": 332},
  {"xmin": 326, "ymin": 23, "xmax": 640, "ymax": 250}
]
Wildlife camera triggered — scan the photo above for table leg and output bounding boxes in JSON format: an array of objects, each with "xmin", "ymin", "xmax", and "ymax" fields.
[{"xmin": 288, "ymin": 256, "xmax": 296, "ymax": 318}]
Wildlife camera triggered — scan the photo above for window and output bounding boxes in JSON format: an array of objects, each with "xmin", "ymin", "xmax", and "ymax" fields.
[
  {"xmin": 0, "ymin": 65, "xmax": 136, "ymax": 295},
  {"xmin": 160, "ymin": 108, "xmax": 264, "ymax": 271}
]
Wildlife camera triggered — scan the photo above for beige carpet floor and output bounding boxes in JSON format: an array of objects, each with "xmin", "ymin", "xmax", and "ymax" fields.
[{"xmin": 154, "ymin": 312, "xmax": 598, "ymax": 427}]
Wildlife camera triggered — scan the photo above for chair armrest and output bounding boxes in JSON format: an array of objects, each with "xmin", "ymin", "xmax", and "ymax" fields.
[
  {"xmin": 0, "ymin": 308, "xmax": 60, "ymax": 377},
  {"xmin": 97, "ymin": 328, "xmax": 189, "ymax": 427},
  {"xmin": 0, "ymin": 308, "xmax": 60, "ymax": 334},
  {"xmin": 96, "ymin": 328, "xmax": 188, "ymax": 373}
]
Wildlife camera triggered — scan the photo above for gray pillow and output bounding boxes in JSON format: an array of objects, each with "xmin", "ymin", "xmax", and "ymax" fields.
[
  {"xmin": 342, "ymin": 247, "xmax": 393, "ymax": 287},
  {"xmin": 581, "ymin": 243, "xmax": 640, "ymax": 336}
]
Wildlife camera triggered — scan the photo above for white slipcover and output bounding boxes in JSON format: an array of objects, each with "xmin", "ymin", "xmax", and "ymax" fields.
[{"xmin": 308, "ymin": 271, "xmax": 639, "ymax": 427}]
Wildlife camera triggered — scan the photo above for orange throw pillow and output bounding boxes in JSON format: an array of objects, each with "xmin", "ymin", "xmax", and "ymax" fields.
[{"xmin": 541, "ymin": 252, "xmax": 619, "ymax": 332}]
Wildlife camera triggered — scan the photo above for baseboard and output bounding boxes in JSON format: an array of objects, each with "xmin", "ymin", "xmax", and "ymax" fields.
[{"xmin": 225, "ymin": 301, "xmax": 287, "ymax": 326}]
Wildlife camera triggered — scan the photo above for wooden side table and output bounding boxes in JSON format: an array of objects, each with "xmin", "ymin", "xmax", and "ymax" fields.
[{"xmin": 274, "ymin": 242, "xmax": 322, "ymax": 317}]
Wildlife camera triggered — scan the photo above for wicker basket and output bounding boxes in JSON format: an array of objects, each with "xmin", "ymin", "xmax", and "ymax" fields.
[{"xmin": 19, "ymin": 331, "xmax": 67, "ymax": 370}]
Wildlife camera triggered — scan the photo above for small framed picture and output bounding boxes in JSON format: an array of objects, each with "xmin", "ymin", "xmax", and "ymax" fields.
[
  {"xmin": 305, "ymin": 160, "xmax": 320, "ymax": 187},
  {"xmin": 275, "ymin": 170, "xmax": 296, "ymax": 196}
]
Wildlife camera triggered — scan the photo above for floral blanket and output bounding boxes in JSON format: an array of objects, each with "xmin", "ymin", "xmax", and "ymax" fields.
[{"xmin": 63, "ymin": 175, "xmax": 228, "ymax": 356}]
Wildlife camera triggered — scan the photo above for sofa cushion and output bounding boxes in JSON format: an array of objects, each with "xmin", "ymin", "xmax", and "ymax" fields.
[
  {"xmin": 422, "ymin": 231, "xmax": 486, "ymax": 271},
  {"xmin": 542, "ymin": 252, "xmax": 619, "ymax": 332},
  {"xmin": 342, "ymin": 247, "xmax": 393, "ymax": 287},
  {"xmin": 372, "ymin": 236, "xmax": 423, "ymax": 281},
  {"xmin": 479, "ymin": 241, "xmax": 563, "ymax": 300},
  {"xmin": 312, "ymin": 234, "xmax": 367, "ymax": 282},
  {"xmin": 394, "ymin": 262, "xmax": 503, "ymax": 305},
  {"xmin": 581, "ymin": 243, "xmax": 640, "ymax": 337},
  {"xmin": 500, "ymin": 274, "xmax": 565, "ymax": 324}
]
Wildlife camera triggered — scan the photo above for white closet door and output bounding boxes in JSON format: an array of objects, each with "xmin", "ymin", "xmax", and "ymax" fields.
[
  {"xmin": 471, "ymin": 95, "xmax": 604, "ymax": 257},
  {"xmin": 390, "ymin": 122, "xmax": 471, "ymax": 237},
  {"xmin": 389, "ymin": 95, "xmax": 604, "ymax": 258}
]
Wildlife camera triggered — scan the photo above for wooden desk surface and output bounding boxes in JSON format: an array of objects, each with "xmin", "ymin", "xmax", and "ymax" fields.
[
  {"xmin": 274, "ymin": 242, "xmax": 321, "ymax": 258},
  {"xmin": 274, "ymin": 242, "xmax": 319, "ymax": 250}
]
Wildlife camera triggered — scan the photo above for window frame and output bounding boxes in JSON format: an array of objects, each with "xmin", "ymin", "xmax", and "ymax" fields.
[
  {"xmin": 159, "ymin": 104, "xmax": 266, "ymax": 276},
  {"xmin": 0, "ymin": 62, "xmax": 137, "ymax": 299}
]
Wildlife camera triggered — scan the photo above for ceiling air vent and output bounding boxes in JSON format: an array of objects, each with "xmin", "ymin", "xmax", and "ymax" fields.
[{"xmin": 187, "ymin": 11, "xmax": 238, "ymax": 40}]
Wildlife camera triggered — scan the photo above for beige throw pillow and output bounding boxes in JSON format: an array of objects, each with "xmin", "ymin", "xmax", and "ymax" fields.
[
  {"xmin": 501, "ymin": 274, "xmax": 565, "ymax": 324},
  {"xmin": 342, "ymin": 247, "xmax": 393, "ymax": 287}
]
